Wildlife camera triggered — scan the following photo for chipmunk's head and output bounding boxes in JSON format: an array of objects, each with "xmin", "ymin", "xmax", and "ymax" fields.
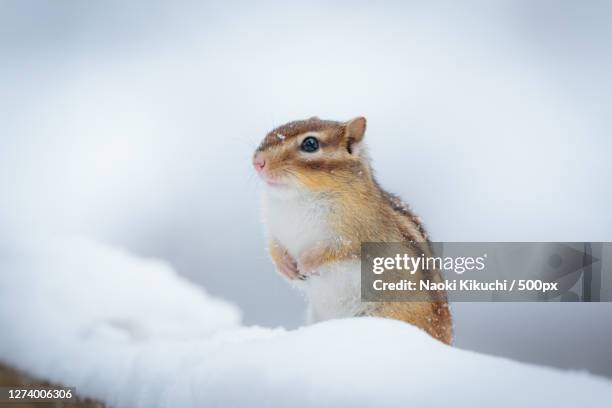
[{"xmin": 253, "ymin": 116, "xmax": 369, "ymax": 192}]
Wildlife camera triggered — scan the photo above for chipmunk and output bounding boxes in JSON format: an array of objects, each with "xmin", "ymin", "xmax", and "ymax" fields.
[{"xmin": 253, "ymin": 116, "xmax": 452, "ymax": 344}]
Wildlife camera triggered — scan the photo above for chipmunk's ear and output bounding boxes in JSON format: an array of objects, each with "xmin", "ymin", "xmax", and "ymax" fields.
[
  {"xmin": 344, "ymin": 117, "xmax": 367, "ymax": 154},
  {"xmin": 345, "ymin": 117, "xmax": 367, "ymax": 142}
]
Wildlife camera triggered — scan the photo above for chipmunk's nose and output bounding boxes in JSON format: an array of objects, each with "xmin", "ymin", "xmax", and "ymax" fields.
[{"xmin": 253, "ymin": 153, "xmax": 266, "ymax": 171}]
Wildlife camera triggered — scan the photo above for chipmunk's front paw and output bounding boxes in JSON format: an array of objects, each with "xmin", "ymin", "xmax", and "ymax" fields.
[
  {"xmin": 298, "ymin": 248, "xmax": 324, "ymax": 277},
  {"xmin": 277, "ymin": 250, "xmax": 306, "ymax": 280}
]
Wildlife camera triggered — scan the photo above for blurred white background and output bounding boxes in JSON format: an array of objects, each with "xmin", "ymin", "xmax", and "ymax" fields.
[{"xmin": 1, "ymin": 1, "xmax": 611, "ymax": 377}]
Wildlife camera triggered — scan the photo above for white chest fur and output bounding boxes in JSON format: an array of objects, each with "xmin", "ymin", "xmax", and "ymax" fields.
[
  {"xmin": 302, "ymin": 260, "xmax": 365, "ymax": 323},
  {"xmin": 263, "ymin": 189, "xmax": 333, "ymax": 258},
  {"xmin": 263, "ymin": 188, "xmax": 366, "ymax": 323}
]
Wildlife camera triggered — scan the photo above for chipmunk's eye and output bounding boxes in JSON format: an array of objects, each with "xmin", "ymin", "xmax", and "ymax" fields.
[{"xmin": 300, "ymin": 136, "xmax": 319, "ymax": 153}]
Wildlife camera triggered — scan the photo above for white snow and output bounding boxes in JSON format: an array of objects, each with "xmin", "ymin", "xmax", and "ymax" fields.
[{"xmin": 0, "ymin": 235, "xmax": 610, "ymax": 407}]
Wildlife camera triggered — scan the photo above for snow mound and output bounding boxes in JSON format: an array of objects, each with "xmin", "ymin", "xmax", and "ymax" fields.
[{"xmin": 0, "ymin": 236, "xmax": 610, "ymax": 407}]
